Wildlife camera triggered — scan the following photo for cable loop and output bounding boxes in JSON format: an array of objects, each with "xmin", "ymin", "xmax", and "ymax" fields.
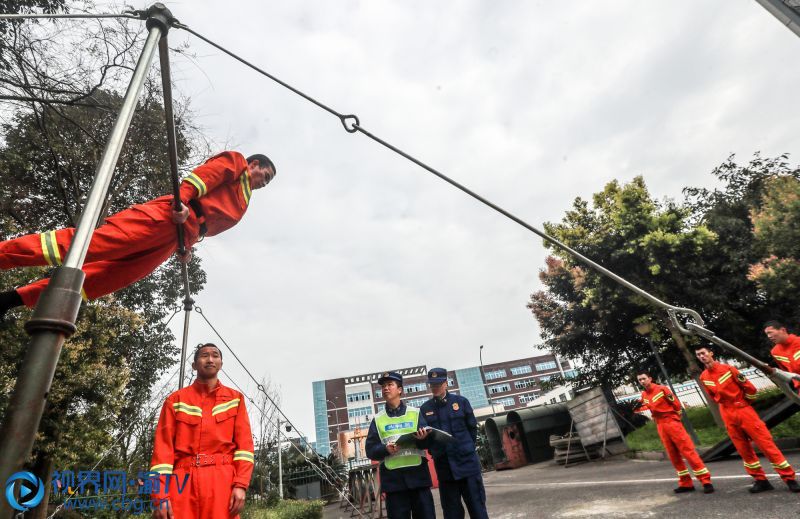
[{"xmin": 339, "ymin": 114, "xmax": 360, "ymax": 133}]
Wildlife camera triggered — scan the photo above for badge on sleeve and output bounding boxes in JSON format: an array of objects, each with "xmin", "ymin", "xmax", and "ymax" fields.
[
  {"xmin": 737, "ymin": 372, "xmax": 746, "ymax": 383},
  {"xmin": 667, "ymin": 394, "xmax": 674, "ymax": 402},
  {"xmin": 452, "ymin": 403, "xmax": 459, "ymax": 411}
]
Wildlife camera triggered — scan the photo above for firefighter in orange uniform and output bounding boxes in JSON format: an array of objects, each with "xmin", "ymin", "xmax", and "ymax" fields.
[
  {"xmin": 763, "ymin": 320, "xmax": 800, "ymax": 392},
  {"xmin": 150, "ymin": 343, "xmax": 255, "ymax": 518},
  {"xmin": 0, "ymin": 151, "xmax": 276, "ymax": 318},
  {"xmin": 695, "ymin": 345, "xmax": 800, "ymax": 493},
  {"xmin": 634, "ymin": 370, "xmax": 713, "ymax": 494}
]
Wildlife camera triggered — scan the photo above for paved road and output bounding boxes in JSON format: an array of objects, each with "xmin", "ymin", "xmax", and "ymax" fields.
[{"xmin": 325, "ymin": 451, "xmax": 800, "ymax": 518}]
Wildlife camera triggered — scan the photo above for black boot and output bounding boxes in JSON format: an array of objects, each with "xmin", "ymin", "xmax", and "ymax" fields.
[
  {"xmin": 703, "ymin": 483, "xmax": 715, "ymax": 494},
  {"xmin": 673, "ymin": 486, "xmax": 695, "ymax": 494},
  {"xmin": 787, "ymin": 479, "xmax": 800, "ymax": 493},
  {"xmin": 748, "ymin": 479, "xmax": 774, "ymax": 493},
  {"xmin": 0, "ymin": 289, "xmax": 23, "ymax": 321}
]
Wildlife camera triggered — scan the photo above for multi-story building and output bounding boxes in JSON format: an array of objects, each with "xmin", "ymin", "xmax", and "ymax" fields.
[{"xmin": 312, "ymin": 355, "xmax": 574, "ymax": 456}]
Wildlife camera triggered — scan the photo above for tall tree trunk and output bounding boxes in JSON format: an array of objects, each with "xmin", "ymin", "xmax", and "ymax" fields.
[{"xmin": 664, "ymin": 317, "xmax": 725, "ymax": 429}]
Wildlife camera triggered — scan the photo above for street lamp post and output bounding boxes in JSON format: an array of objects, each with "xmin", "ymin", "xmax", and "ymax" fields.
[
  {"xmin": 326, "ymin": 398, "xmax": 344, "ymax": 453},
  {"xmin": 634, "ymin": 323, "xmax": 700, "ymax": 445},
  {"xmin": 480, "ymin": 345, "xmax": 498, "ymax": 416}
]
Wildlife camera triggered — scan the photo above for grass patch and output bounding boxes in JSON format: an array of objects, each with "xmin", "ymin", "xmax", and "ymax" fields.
[
  {"xmin": 242, "ymin": 499, "xmax": 324, "ymax": 519},
  {"xmin": 625, "ymin": 390, "xmax": 800, "ymax": 452}
]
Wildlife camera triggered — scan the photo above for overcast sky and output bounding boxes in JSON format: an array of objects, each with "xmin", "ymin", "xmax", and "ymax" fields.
[{"xmin": 112, "ymin": 1, "xmax": 800, "ymax": 443}]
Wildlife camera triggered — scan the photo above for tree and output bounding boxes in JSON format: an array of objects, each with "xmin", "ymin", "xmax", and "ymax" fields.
[
  {"xmin": 528, "ymin": 176, "xmax": 719, "ymax": 389},
  {"xmin": 684, "ymin": 153, "xmax": 800, "ymax": 358},
  {"xmin": 1, "ymin": 65, "xmax": 206, "ymax": 519}
]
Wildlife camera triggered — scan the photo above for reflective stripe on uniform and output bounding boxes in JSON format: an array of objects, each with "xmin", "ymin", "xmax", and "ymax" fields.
[
  {"xmin": 233, "ymin": 450, "xmax": 254, "ymax": 463},
  {"xmin": 772, "ymin": 460, "xmax": 791, "ymax": 469},
  {"xmin": 651, "ymin": 392, "xmax": 665, "ymax": 402},
  {"xmin": 184, "ymin": 173, "xmax": 208, "ymax": 197},
  {"xmin": 173, "ymin": 402, "xmax": 202, "ymax": 417},
  {"xmin": 693, "ymin": 468, "xmax": 709, "ymax": 476},
  {"xmin": 39, "ymin": 231, "xmax": 62, "ymax": 266},
  {"xmin": 717, "ymin": 372, "xmax": 732, "ymax": 384},
  {"xmin": 149, "ymin": 463, "xmax": 173, "ymax": 475},
  {"xmin": 702, "ymin": 380, "xmax": 715, "ymax": 386},
  {"xmin": 676, "ymin": 469, "xmax": 690, "ymax": 476},
  {"xmin": 240, "ymin": 170, "xmax": 251, "ymax": 205},
  {"xmin": 774, "ymin": 355, "xmax": 790, "ymax": 363},
  {"xmin": 212, "ymin": 398, "xmax": 240, "ymax": 416},
  {"xmin": 743, "ymin": 461, "xmax": 762, "ymax": 469},
  {"xmin": 744, "ymin": 393, "xmax": 757, "ymax": 400},
  {"xmin": 793, "ymin": 350, "xmax": 800, "ymax": 361}
]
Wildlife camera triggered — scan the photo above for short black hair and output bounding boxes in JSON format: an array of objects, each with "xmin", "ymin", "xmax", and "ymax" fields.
[
  {"xmin": 193, "ymin": 343, "xmax": 222, "ymax": 362},
  {"xmin": 246, "ymin": 153, "xmax": 276, "ymax": 175},
  {"xmin": 763, "ymin": 320, "xmax": 786, "ymax": 331},
  {"xmin": 693, "ymin": 344, "xmax": 714, "ymax": 353},
  {"xmin": 635, "ymin": 370, "xmax": 654, "ymax": 379}
]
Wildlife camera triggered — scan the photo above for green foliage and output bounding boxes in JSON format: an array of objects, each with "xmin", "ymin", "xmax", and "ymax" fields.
[
  {"xmin": 528, "ymin": 176, "xmax": 718, "ymax": 386},
  {"xmin": 242, "ymin": 500, "xmax": 325, "ymax": 519}
]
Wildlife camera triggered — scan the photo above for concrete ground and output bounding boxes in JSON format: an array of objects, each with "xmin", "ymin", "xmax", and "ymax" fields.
[{"xmin": 324, "ymin": 451, "xmax": 800, "ymax": 518}]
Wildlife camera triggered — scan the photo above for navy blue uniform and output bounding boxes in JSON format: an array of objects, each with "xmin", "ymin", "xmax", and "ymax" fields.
[
  {"xmin": 366, "ymin": 401, "xmax": 436, "ymax": 519},
  {"xmin": 420, "ymin": 392, "xmax": 488, "ymax": 519}
]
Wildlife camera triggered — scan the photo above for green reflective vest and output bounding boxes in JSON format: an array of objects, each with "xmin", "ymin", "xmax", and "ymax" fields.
[{"xmin": 374, "ymin": 406, "xmax": 423, "ymax": 470}]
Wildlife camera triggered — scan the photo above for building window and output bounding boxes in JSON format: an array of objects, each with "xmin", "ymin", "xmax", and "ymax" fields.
[
  {"xmin": 518, "ymin": 393, "xmax": 537, "ymax": 404},
  {"xmin": 535, "ymin": 361, "xmax": 558, "ymax": 371},
  {"xmin": 447, "ymin": 378, "xmax": 455, "ymax": 387},
  {"xmin": 495, "ymin": 397, "xmax": 515, "ymax": 407},
  {"xmin": 375, "ymin": 389, "xmax": 383, "ymax": 399},
  {"xmin": 559, "ymin": 393, "xmax": 568, "ymax": 402},
  {"xmin": 514, "ymin": 378, "xmax": 536, "ymax": 390},
  {"xmin": 348, "ymin": 406, "xmax": 372, "ymax": 419},
  {"xmin": 404, "ymin": 382, "xmax": 427, "ymax": 394},
  {"xmin": 489, "ymin": 383, "xmax": 511, "ymax": 394},
  {"xmin": 538, "ymin": 375, "xmax": 552, "ymax": 383},
  {"xmin": 549, "ymin": 397, "xmax": 557, "ymax": 404},
  {"xmin": 564, "ymin": 369, "xmax": 578, "ymax": 379},
  {"xmin": 484, "ymin": 369, "xmax": 507, "ymax": 380},
  {"xmin": 347, "ymin": 391, "xmax": 371, "ymax": 403},
  {"xmin": 510, "ymin": 365, "xmax": 532, "ymax": 376},
  {"xmin": 404, "ymin": 397, "xmax": 427, "ymax": 408}
]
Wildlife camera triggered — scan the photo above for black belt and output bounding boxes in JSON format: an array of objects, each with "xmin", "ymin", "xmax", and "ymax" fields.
[{"xmin": 187, "ymin": 199, "xmax": 208, "ymax": 238}]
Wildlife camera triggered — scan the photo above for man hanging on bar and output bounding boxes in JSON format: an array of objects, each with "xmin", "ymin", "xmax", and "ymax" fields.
[{"xmin": 0, "ymin": 151, "xmax": 276, "ymax": 318}]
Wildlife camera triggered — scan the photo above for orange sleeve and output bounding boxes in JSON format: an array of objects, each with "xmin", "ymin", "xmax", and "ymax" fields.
[
  {"xmin": 179, "ymin": 151, "xmax": 248, "ymax": 203},
  {"xmin": 699, "ymin": 373, "xmax": 720, "ymax": 403},
  {"xmin": 771, "ymin": 345, "xmax": 791, "ymax": 372},
  {"xmin": 149, "ymin": 395, "xmax": 176, "ymax": 500},
  {"xmin": 231, "ymin": 395, "xmax": 255, "ymax": 489},
  {"xmin": 731, "ymin": 366, "xmax": 758, "ymax": 398},
  {"xmin": 664, "ymin": 387, "xmax": 682, "ymax": 412}
]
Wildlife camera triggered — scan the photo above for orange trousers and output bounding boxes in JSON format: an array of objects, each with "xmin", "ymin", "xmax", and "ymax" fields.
[
  {"xmin": 655, "ymin": 418, "xmax": 711, "ymax": 487},
  {"xmin": 0, "ymin": 198, "xmax": 199, "ymax": 307},
  {"xmin": 160, "ymin": 464, "xmax": 239, "ymax": 519},
  {"xmin": 721, "ymin": 405, "xmax": 796, "ymax": 481}
]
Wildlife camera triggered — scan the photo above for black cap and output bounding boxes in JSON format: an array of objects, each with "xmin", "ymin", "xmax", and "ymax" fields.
[{"xmin": 427, "ymin": 368, "xmax": 448, "ymax": 384}]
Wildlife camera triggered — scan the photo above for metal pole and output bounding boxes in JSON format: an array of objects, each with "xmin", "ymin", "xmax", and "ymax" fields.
[
  {"xmin": 480, "ymin": 345, "xmax": 497, "ymax": 416},
  {"xmin": 754, "ymin": 0, "xmax": 800, "ymax": 38},
  {"xmin": 0, "ymin": 23, "xmax": 163, "ymax": 519},
  {"xmin": 157, "ymin": 29, "xmax": 194, "ymax": 389},
  {"xmin": 646, "ymin": 335, "xmax": 701, "ymax": 445},
  {"xmin": 277, "ymin": 417, "xmax": 284, "ymax": 499}
]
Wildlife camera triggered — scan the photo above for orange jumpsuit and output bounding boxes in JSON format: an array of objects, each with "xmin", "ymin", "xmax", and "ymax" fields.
[
  {"xmin": 770, "ymin": 333, "xmax": 800, "ymax": 391},
  {"xmin": 637, "ymin": 384, "xmax": 710, "ymax": 487},
  {"xmin": 700, "ymin": 362, "xmax": 796, "ymax": 482},
  {"xmin": 149, "ymin": 379, "xmax": 255, "ymax": 518},
  {"xmin": 0, "ymin": 151, "xmax": 253, "ymax": 307}
]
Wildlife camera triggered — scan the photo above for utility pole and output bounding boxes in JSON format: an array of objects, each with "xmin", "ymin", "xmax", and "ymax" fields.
[
  {"xmin": 276, "ymin": 416, "xmax": 283, "ymax": 500},
  {"xmin": 480, "ymin": 345, "xmax": 498, "ymax": 416}
]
